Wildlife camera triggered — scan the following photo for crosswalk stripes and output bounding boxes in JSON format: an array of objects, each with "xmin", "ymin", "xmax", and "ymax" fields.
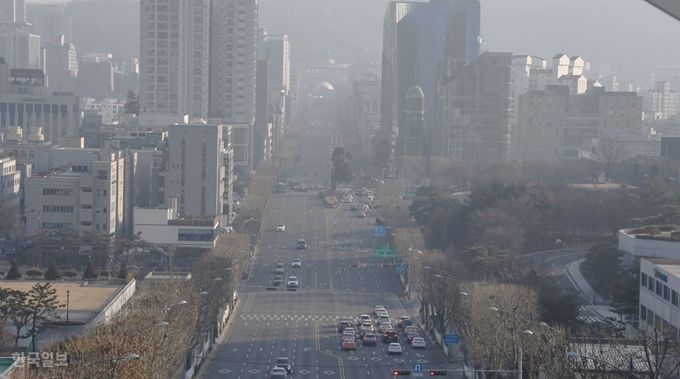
[
  {"xmin": 578, "ymin": 316, "xmax": 603, "ymax": 324},
  {"xmin": 239, "ymin": 314, "xmax": 342, "ymax": 322}
]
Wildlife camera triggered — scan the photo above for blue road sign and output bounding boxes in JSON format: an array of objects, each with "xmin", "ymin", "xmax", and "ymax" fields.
[
  {"xmin": 413, "ymin": 364, "xmax": 423, "ymax": 373},
  {"xmin": 443, "ymin": 334, "xmax": 460, "ymax": 344},
  {"xmin": 395, "ymin": 265, "xmax": 406, "ymax": 274},
  {"xmin": 374, "ymin": 225, "xmax": 386, "ymax": 237}
]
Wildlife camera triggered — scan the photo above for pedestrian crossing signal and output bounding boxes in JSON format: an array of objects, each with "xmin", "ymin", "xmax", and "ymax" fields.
[
  {"xmin": 393, "ymin": 370, "xmax": 411, "ymax": 376},
  {"xmin": 430, "ymin": 371, "xmax": 447, "ymax": 376}
]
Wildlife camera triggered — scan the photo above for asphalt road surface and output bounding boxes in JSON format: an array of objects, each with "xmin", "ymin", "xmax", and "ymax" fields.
[
  {"xmin": 205, "ymin": 190, "xmax": 447, "ymax": 379},
  {"xmin": 288, "ymin": 124, "xmax": 338, "ymax": 187}
]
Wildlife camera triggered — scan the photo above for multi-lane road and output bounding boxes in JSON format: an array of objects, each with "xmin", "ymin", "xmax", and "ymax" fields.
[{"xmin": 205, "ymin": 127, "xmax": 446, "ymax": 379}]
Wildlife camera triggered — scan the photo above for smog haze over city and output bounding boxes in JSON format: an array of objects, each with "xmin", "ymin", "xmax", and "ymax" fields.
[{"xmin": 0, "ymin": 0, "xmax": 679, "ymax": 378}]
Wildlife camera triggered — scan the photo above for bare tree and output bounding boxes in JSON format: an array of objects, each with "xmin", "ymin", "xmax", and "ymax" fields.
[
  {"xmin": 456, "ymin": 282, "xmax": 540, "ymax": 377},
  {"xmin": 469, "ymin": 208, "xmax": 526, "ymax": 255},
  {"xmin": 597, "ymin": 136, "xmax": 629, "ymax": 183}
]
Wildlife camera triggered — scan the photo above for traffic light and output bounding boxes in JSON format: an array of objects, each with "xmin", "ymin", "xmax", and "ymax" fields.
[
  {"xmin": 393, "ymin": 370, "xmax": 411, "ymax": 376},
  {"xmin": 430, "ymin": 371, "xmax": 447, "ymax": 376},
  {"xmin": 380, "ymin": 264, "xmax": 386, "ymax": 268}
]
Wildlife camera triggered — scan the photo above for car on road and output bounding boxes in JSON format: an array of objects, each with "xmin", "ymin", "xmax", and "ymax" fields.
[
  {"xmin": 397, "ymin": 316, "xmax": 410, "ymax": 327},
  {"xmin": 411, "ymin": 337, "xmax": 426, "ymax": 349},
  {"xmin": 374, "ymin": 305, "xmax": 385, "ymax": 315},
  {"xmin": 404, "ymin": 326, "xmax": 418, "ymax": 336},
  {"xmin": 342, "ymin": 330, "xmax": 356, "ymax": 340},
  {"xmin": 359, "ymin": 323, "xmax": 374, "ymax": 336},
  {"xmin": 276, "ymin": 224, "xmax": 286, "ymax": 232},
  {"xmin": 363, "ymin": 333, "xmax": 377, "ymax": 346},
  {"xmin": 379, "ymin": 322, "xmax": 393, "ymax": 333},
  {"xmin": 275, "ymin": 357, "xmax": 293, "ymax": 374},
  {"xmin": 272, "ymin": 275, "xmax": 283, "ymax": 286},
  {"xmin": 388, "ymin": 343, "xmax": 403, "ymax": 355},
  {"xmin": 270, "ymin": 367, "xmax": 288, "ymax": 379},
  {"xmin": 297, "ymin": 239, "xmax": 307, "ymax": 249},
  {"xmin": 291, "ymin": 259, "xmax": 302, "ymax": 268},
  {"xmin": 357, "ymin": 211, "xmax": 366, "ymax": 218},
  {"xmin": 274, "ymin": 263, "xmax": 285, "ymax": 274},
  {"xmin": 286, "ymin": 276, "xmax": 299, "ymax": 287},
  {"xmin": 337, "ymin": 320, "xmax": 351, "ymax": 333},
  {"xmin": 341, "ymin": 338, "xmax": 357, "ymax": 350},
  {"xmin": 406, "ymin": 331, "xmax": 421, "ymax": 344},
  {"xmin": 359, "ymin": 314, "xmax": 371, "ymax": 323},
  {"xmin": 350, "ymin": 205, "xmax": 358, "ymax": 211},
  {"xmin": 401, "ymin": 319, "xmax": 413, "ymax": 328},
  {"xmin": 382, "ymin": 330, "xmax": 399, "ymax": 343}
]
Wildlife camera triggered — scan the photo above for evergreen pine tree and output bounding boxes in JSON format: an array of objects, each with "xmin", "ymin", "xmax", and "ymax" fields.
[
  {"xmin": 117, "ymin": 262, "xmax": 129, "ymax": 279},
  {"xmin": 44, "ymin": 262, "xmax": 61, "ymax": 280},
  {"xmin": 83, "ymin": 260, "xmax": 98, "ymax": 279},
  {"xmin": 123, "ymin": 91, "xmax": 140, "ymax": 116},
  {"xmin": 5, "ymin": 259, "xmax": 21, "ymax": 280}
]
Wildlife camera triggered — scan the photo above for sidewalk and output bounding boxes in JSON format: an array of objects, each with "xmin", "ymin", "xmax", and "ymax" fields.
[{"xmin": 565, "ymin": 259, "xmax": 621, "ymax": 322}]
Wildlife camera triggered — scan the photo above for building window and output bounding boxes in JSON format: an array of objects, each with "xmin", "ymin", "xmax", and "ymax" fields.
[
  {"xmin": 81, "ymin": 221, "xmax": 92, "ymax": 226},
  {"xmin": 648, "ymin": 276, "xmax": 654, "ymax": 291},
  {"xmin": 640, "ymin": 305, "xmax": 647, "ymax": 321},
  {"xmin": 82, "ymin": 187, "xmax": 92, "ymax": 192},
  {"xmin": 82, "ymin": 204, "xmax": 92, "ymax": 209},
  {"xmin": 42, "ymin": 205, "xmax": 74, "ymax": 213},
  {"xmin": 641, "ymin": 272, "xmax": 647, "ymax": 287},
  {"xmin": 97, "ymin": 170, "xmax": 108, "ymax": 179},
  {"xmin": 673, "ymin": 290, "xmax": 679, "ymax": 307},
  {"xmin": 43, "ymin": 188, "xmax": 74, "ymax": 196},
  {"xmin": 42, "ymin": 222, "xmax": 72, "ymax": 230},
  {"xmin": 656, "ymin": 280, "xmax": 663, "ymax": 296},
  {"xmin": 178, "ymin": 228, "xmax": 214, "ymax": 242},
  {"xmin": 664, "ymin": 285, "xmax": 670, "ymax": 301}
]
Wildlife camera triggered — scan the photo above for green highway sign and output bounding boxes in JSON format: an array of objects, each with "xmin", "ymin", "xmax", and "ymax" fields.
[{"xmin": 374, "ymin": 246, "xmax": 395, "ymax": 257}]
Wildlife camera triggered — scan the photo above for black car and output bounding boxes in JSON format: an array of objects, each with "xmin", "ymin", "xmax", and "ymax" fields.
[
  {"xmin": 382, "ymin": 331, "xmax": 399, "ymax": 343},
  {"xmin": 337, "ymin": 320, "xmax": 351, "ymax": 333},
  {"xmin": 273, "ymin": 275, "xmax": 283, "ymax": 286},
  {"xmin": 297, "ymin": 239, "xmax": 307, "ymax": 249},
  {"xmin": 275, "ymin": 357, "xmax": 293, "ymax": 374}
]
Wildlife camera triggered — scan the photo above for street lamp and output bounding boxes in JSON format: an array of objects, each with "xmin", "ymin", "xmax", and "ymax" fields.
[
  {"xmin": 164, "ymin": 300, "xmax": 187, "ymax": 312},
  {"xmin": 424, "ymin": 266, "xmax": 451, "ymax": 277},
  {"xmin": 434, "ymin": 274, "xmax": 457, "ymax": 282}
]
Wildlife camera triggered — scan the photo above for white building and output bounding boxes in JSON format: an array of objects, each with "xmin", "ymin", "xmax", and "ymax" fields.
[
  {"xmin": 133, "ymin": 207, "xmax": 218, "ymax": 248},
  {"xmin": 0, "ymin": 155, "xmax": 20, "ymax": 208},
  {"xmin": 639, "ymin": 258, "xmax": 680, "ymax": 339},
  {"xmin": 161, "ymin": 122, "xmax": 224, "ymax": 217},
  {"xmin": 0, "ymin": 60, "xmax": 80, "ymax": 146},
  {"xmin": 82, "ymin": 97, "xmax": 125, "ymax": 124},
  {"xmin": 619, "ymin": 227, "xmax": 680, "ymax": 266},
  {"xmin": 24, "ymin": 149, "xmax": 136, "ymax": 236}
]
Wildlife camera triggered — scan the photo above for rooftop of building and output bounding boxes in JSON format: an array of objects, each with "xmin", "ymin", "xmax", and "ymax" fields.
[
  {"xmin": 167, "ymin": 215, "xmax": 219, "ymax": 227},
  {"xmin": 0, "ymin": 280, "xmax": 125, "ymax": 324}
]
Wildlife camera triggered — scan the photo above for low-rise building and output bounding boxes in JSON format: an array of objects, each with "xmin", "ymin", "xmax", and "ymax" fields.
[
  {"xmin": 133, "ymin": 207, "xmax": 219, "ymax": 248},
  {"xmin": 24, "ymin": 149, "xmax": 136, "ymax": 236},
  {"xmin": 619, "ymin": 226, "xmax": 680, "ymax": 266},
  {"xmin": 639, "ymin": 258, "xmax": 680, "ymax": 339}
]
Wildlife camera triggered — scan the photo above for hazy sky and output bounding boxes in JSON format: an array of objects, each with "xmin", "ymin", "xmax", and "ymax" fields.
[{"xmin": 27, "ymin": 0, "xmax": 680, "ymax": 78}]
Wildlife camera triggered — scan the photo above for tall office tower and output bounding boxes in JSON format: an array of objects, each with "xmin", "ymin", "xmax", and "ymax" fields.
[
  {"xmin": 43, "ymin": 35, "xmax": 78, "ymax": 92},
  {"xmin": 434, "ymin": 52, "xmax": 513, "ymax": 163},
  {"xmin": 380, "ymin": 0, "xmax": 480, "ymax": 159},
  {"xmin": 161, "ymin": 122, "xmax": 225, "ymax": 217},
  {"xmin": 258, "ymin": 29, "xmax": 291, "ymax": 151},
  {"xmin": 402, "ymin": 85, "xmax": 425, "ymax": 157},
  {"xmin": 0, "ymin": 0, "xmax": 25, "ymax": 24},
  {"xmin": 26, "ymin": 4, "xmax": 72, "ymax": 44}
]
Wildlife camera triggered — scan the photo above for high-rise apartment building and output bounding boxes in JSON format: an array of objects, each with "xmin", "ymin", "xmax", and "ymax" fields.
[
  {"xmin": 207, "ymin": 0, "xmax": 257, "ymax": 124},
  {"xmin": 434, "ymin": 52, "xmax": 513, "ymax": 163},
  {"xmin": 380, "ymin": 0, "xmax": 480, "ymax": 159},
  {"xmin": 161, "ymin": 122, "xmax": 225, "ymax": 217},
  {"xmin": 139, "ymin": 0, "xmax": 258, "ymax": 169},
  {"xmin": 646, "ymin": 81, "xmax": 678, "ymax": 121},
  {"xmin": 43, "ymin": 35, "xmax": 78, "ymax": 92}
]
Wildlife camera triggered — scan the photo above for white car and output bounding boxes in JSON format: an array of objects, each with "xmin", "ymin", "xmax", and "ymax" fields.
[
  {"xmin": 411, "ymin": 337, "xmax": 426, "ymax": 349},
  {"xmin": 374, "ymin": 305, "xmax": 385, "ymax": 315},
  {"xmin": 291, "ymin": 259, "xmax": 302, "ymax": 268},
  {"xmin": 276, "ymin": 224, "xmax": 286, "ymax": 232},
  {"xmin": 274, "ymin": 263, "xmax": 285, "ymax": 274},
  {"xmin": 359, "ymin": 314, "xmax": 371, "ymax": 323},
  {"xmin": 388, "ymin": 343, "xmax": 403, "ymax": 355},
  {"xmin": 287, "ymin": 276, "xmax": 299, "ymax": 287}
]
